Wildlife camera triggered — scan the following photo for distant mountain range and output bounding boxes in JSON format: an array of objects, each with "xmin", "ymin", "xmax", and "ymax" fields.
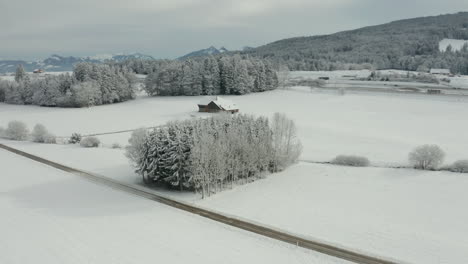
[
  {"xmin": 178, "ymin": 46, "xmax": 228, "ymax": 60},
  {"xmin": 0, "ymin": 53, "xmax": 154, "ymax": 73}
]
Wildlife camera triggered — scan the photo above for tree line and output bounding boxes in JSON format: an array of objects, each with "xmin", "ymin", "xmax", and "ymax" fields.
[
  {"xmin": 0, "ymin": 63, "xmax": 137, "ymax": 107},
  {"xmin": 126, "ymin": 113, "xmax": 302, "ymax": 198},
  {"xmin": 0, "ymin": 55, "xmax": 280, "ymax": 108},
  {"xmin": 141, "ymin": 55, "xmax": 279, "ymax": 96}
]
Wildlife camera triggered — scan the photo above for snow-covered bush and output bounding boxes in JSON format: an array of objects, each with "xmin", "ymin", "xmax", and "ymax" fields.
[
  {"xmin": 31, "ymin": 124, "xmax": 49, "ymax": 143},
  {"xmin": 409, "ymin": 144, "xmax": 445, "ymax": 170},
  {"xmin": 0, "ymin": 126, "xmax": 5, "ymax": 138},
  {"xmin": 43, "ymin": 133, "xmax": 57, "ymax": 144},
  {"xmin": 448, "ymin": 160, "xmax": 468, "ymax": 173},
  {"xmin": 331, "ymin": 155, "xmax": 370, "ymax": 167},
  {"xmin": 125, "ymin": 128, "xmax": 147, "ymax": 169},
  {"xmin": 5, "ymin": 121, "xmax": 29, "ymax": 141},
  {"xmin": 80, "ymin": 137, "xmax": 100, "ymax": 148},
  {"xmin": 270, "ymin": 113, "xmax": 302, "ymax": 172},
  {"xmin": 69, "ymin": 133, "xmax": 82, "ymax": 144}
]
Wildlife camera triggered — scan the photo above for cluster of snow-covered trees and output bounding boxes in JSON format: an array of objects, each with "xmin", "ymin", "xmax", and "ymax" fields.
[
  {"xmin": 0, "ymin": 63, "xmax": 136, "ymax": 107},
  {"xmin": 143, "ymin": 55, "xmax": 279, "ymax": 96},
  {"xmin": 126, "ymin": 113, "xmax": 301, "ymax": 197}
]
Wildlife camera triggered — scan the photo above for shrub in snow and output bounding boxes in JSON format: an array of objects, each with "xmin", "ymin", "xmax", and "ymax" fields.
[
  {"xmin": 331, "ymin": 155, "xmax": 370, "ymax": 167},
  {"xmin": 125, "ymin": 128, "xmax": 147, "ymax": 170},
  {"xmin": 111, "ymin": 143, "xmax": 122, "ymax": 149},
  {"xmin": 449, "ymin": 160, "xmax": 468, "ymax": 173},
  {"xmin": 80, "ymin": 137, "xmax": 100, "ymax": 148},
  {"xmin": 31, "ymin": 124, "xmax": 50, "ymax": 143},
  {"xmin": 409, "ymin": 144, "xmax": 445, "ymax": 170},
  {"xmin": 5, "ymin": 121, "xmax": 29, "ymax": 141},
  {"xmin": 43, "ymin": 133, "xmax": 57, "ymax": 144},
  {"xmin": 0, "ymin": 126, "xmax": 5, "ymax": 138},
  {"xmin": 69, "ymin": 133, "xmax": 82, "ymax": 144}
]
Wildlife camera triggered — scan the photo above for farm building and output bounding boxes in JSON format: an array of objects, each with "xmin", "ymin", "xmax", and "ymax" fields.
[
  {"xmin": 198, "ymin": 97, "xmax": 239, "ymax": 113},
  {"xmin": 430, "ymin": 69, "xmax": 450, "ymax": 75},
  {"xmin": 33, "ymin": 69, "xmax": 44, "ymax": 74}
]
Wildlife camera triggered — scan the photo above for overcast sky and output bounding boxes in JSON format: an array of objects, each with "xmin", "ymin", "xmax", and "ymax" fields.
[{"xmin": 1, "ymin": 0, "xmax": 467, "ymax": 60}]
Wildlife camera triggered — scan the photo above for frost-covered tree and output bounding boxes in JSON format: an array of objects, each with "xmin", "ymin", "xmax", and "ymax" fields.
[
  {"xmin": 409, "ymin": 144, "xmax": 445, "ymax": 170},
  {"xmin": 71, "ymin": 81, "xmax": 102, "ymax": 107},
  {"xmin": 144, "ymin": 55, "xmax": 278, "ymax": 96},
  {"xmin": 2, "ymin": 63, "xmax": 136, "ymax": 108},
  {"xmin": 270, "ymin": 113, "xmax": 302, "ymax": 172},
  {"xmin": 5, "ymin": 121, "xmax": 29, "ymax": 141},
  {"xmin": 130, "ymin": 113, "xmax": 299, "ymax": 197},
  {"xmin": 15, "ymin": 65, "xmax": 26, "ymax": 82},
  {"xmin": 31, "ymin": 124, "xmax": 49, "ymax": 143},
  {"xmin": 277, "ymin": 65, "xmax": 290, "ymax": 89}
]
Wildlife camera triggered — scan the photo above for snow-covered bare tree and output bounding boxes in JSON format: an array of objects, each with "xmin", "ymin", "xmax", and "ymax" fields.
[
  {"xmin": 270, "ymin": 113, "xmax": 302, "ymax": 171},
  {"xmin": 409, "ymin": 144, "xmax": 445, "ymax": 170},
  {"xmin": 277, "ymin": 65, "xmax": 290, "ymax": 89}
]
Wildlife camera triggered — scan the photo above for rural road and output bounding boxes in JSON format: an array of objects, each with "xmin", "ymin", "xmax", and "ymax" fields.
[{"xmin": 0, "ymin": 143, "xmax": 404, "ymax": 264}]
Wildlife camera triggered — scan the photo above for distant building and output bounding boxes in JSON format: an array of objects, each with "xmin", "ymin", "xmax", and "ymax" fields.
[
  {"xmin": 33, "ymin": 69, "xmax": 44, "ymax": 74},
  {"xmin": 427, "ymin": 89, "xmax": 442, "ymax": 94},
  {"xmin": 430, "ymin": 69, "xmax": 450, "ymax": 75},
  {"xmin": 198, "ymin": 97, "xmax": 239, "ymax": 113}
]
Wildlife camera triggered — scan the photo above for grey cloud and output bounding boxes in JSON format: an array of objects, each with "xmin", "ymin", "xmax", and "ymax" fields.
[{"xmin": 1, "ymin": 0, "xmax": 467, "ymax": 60}]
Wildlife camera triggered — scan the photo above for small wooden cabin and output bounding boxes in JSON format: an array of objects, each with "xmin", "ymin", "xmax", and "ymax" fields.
[{"xmin": 198, "ymin": 97, "xmax": 239, "ymax": 113}]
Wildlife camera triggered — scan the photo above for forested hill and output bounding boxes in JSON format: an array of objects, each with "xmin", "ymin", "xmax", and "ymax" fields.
[{"xmin": 241, "ymin": 12, "xmax": 468, "ymax": 74}]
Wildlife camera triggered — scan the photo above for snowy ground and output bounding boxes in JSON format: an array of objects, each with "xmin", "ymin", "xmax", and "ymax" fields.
[
  {"xmin": 2, "ymin": 71, "xmax": 468, "ymax": 263},
  {"xmin": 2, "ymin": 85, "xmax": 468, "ymax": 165},
  {"xmin": 3, "ymin": 140, "xmax": 468, "ymax": 263},
  {"xmin": 0, "ymin": 148, "xmax": 348, "ymax": 264},
  {"xmin": 439, "ymin": 38, "xmax": 468, "ymax": 52},
  {"xmin": 199, "ymin": 162, "xmax": 468, "ymax": 264}
]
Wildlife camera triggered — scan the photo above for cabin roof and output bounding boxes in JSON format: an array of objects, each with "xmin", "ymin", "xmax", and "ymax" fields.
[{"xmin": 198, "ymin": 96, "xmax": 238, "ymax": 110}]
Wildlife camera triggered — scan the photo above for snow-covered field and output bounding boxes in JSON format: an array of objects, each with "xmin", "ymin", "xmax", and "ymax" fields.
[
  {"xmin": 2, "ymin": 71, "xmax": 468, "ymax": 263},
  {"xmin": 439, "ymin": 38, "xmax": 468, "ymax": 52},
  {"xmin": 2, "ymin": 85, "xmax": 468, "ymax": 165},
  {"xmin": 3, "ymin": 139, "xmax": 468, "ymax": 263},
  {"xmin": 0, "ymin": 148, "xmax": 348, "ymax": 264},
  {"xmin": 199, "ymin": 163, "xmax": 468, "ymax": 264}
]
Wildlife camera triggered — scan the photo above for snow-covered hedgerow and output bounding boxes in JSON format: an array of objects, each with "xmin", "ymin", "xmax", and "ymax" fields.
[
  {"xmin": 128, "ymin": 113, "xmax": 301, "ymax": 197},
  {"xmin": 409, "ymin": 144, "xmax": 445, "ymax": 170},
  {"xmin": 4, "ymin": 121, "xmax": 29, "ymax": 141},
  {"xmin": 80, "ymin": 137, "xmax": 100, "ymax": 148},
  {"xmin": 331, "ymin": 155, "xmax": 370, "ymax": 167}
]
